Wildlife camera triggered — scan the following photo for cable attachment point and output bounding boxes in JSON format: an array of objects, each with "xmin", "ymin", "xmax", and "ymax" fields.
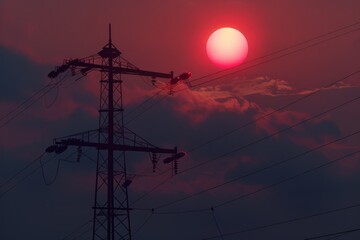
[
  {"xmin": 151, "ymin": 77, "xmax": 157, "ymax": 86},
  {"xmin": 174, "ymin": 159, "xmax": 178, "ymax": 175},
  {"xmin": 122, "ymin": 179, "xmax": 132, "ymax": 188},
  {"xmin": 45, "ymin": 144, "xmax": 68, "ymax": 154},
  {"xmin": 76, "ymin": 146, "xmax": 82, "ymax": 162},
  {"xmin": 151, "ymin": 152, "xmax": 157, "ymax": 173}
]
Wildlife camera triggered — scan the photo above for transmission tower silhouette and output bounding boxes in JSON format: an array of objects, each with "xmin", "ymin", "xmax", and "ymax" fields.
[{"xmin": 46, "ymin": 25, "xmax": 189, "ymax": 240}]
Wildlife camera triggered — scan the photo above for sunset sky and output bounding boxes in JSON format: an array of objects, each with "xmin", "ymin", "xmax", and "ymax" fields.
[{"xmin": 1, "ymin": 1, "xmax": 360, "ymax": 240}]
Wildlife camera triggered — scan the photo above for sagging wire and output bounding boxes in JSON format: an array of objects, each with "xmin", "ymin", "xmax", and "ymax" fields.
[
  {"xmin": 211, "ymin": 207, "xmax": 225, "ymax": 240},
  {"xmin": 40, "ymin": 154, "xmax": 61, "ymax": 186},
  {"xmin": 40, "ymin": 150, "xmax": 81, "ymax": 186},
  {"xmin": 132, "ymin": 210, "xmax": 154, "ymax": 238}
]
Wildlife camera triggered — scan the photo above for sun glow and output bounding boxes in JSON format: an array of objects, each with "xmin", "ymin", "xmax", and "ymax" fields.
[{"xmin": 206, "ymin": 27, "xmax": 248, "ymax": 68}]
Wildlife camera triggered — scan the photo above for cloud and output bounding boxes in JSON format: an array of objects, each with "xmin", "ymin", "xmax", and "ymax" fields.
[
  {"xmin": 254, "ymin": 109, "xmax": 310, "ymax": 136},
  {"xmin": 131, "ymin": 154, "xmax": 261, "ymax": 199},
  {"xmin": 296, "ymin": 81, "xmax": 359, "ymax": 95},
  {"xmin": 170, "ymin": 85, "xmax": 260, "ymax": 124},
  {"xmin": 166, "ymin": 76, "xmax": 293, "ymax": 124},
  {"xmin": 168, "ymin": 75, "xmax": 360, "ymax": 125},
  {"xmin": 210, "ymin": 76, "xmax": 295, "ymax": 97}
]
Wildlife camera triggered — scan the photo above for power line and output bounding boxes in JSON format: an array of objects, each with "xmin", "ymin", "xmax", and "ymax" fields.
[
  {"xmin": 0, "ymin": 152, "xmax": 45, "ymax": 189},
  {"xmin": 325, "ymin": 233, "xmax": 352, "ymax": 240},
  {"xmin": 187, "ymin": 70, "xmax": 359, "ymax": 153},
  {"xmin": 211, "ymin": 207, "xmax": 225, "ymax": 240},
  {"xmin": 3, "ymin": 19, "xmax": 360, "ymax": 240},
  {"xmin": 304, "ymin": 227, "xmax": 360, "ymax": 240},
  {"xmin": 130, "ymin": 82, "xmax": 360, "ymax": 206},
  {"xmin": 121, "ymin": 27, "xmax": 360, "ymax": 204},
  {"xmin": 40, "ymin": 154, "xmax": 64, "ymax": 186},
  {"xmin": 124, "ymin": 90, "xmax": 163, "ymax": 119},
  {"xmin": 132, "ymin": 212, "xmax": 154, "ymax": 237},
  {"xmin": 152, "ymin": 136, "xmax": 359, "ymax": 212},
  {"xmin": 134, "ymin": 148, "xmax": 359, "ymax": 214},
  {"xmin": 125, "ymin": 94, "xmax": 168, "ymax": 125},
  {"xmin": 3, "ymin": 20, "xmax": 359, "ymax": 133},
  {"xmin": 0, "ymin": 74, "xmax": 86, "ymax": 130},
  {"xmin": 203, "ymin": 199, "xmax": 360, "ymax": 240},
  {"xmin": 0, "ymin": 150, "xmax": 77, "ymax": 198},
  {"xmin": 61, "ymin": 219, "xmax": 92, "ymax": 240},
  {"xmin": 70, "ymin": 226, "xmax": 92, "ymax": 240},
  {"xmin": 184, "ymin": 26, "xmax": 360, "ymax": 90},
  {"xmin": 0, "ymin": 84, "xmax": 53, "ymax": 122},
  {"xmin": 144, "ymin": 150, "xmax": 359, "ymax": 239},
  {"xmin": 213, "ymin": 150, "xmax": 359, "ymax": 210},
  {"xmin": 131, "ymin": 175, "xmax": 173, "ymax": 205},
  {"xmin": 121, "ymin": 21, "xmax": 360, "ymax": 127},
  {"xmin": 187, "ymin": 20, "xmax": 360, "ymax": 87},
  {"xmin": 182, "ymin": 93, "xmax": 360, "ymax": 174}
]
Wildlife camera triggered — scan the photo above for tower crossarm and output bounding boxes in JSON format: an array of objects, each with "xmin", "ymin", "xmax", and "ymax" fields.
[
  {"xmin": 54, "ymin": 138, "xmax": 177, "ymax": 154},
  {"xmin": 66, "ymin": 59, "xmax": 173, "ymax": 79}
]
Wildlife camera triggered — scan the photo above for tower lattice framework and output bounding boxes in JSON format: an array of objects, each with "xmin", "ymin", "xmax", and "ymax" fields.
[{"xmin": 47, "ymin": 25, "xmax": 184, "ymax": 240}]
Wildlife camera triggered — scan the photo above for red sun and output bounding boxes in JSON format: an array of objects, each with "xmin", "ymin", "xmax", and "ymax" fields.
[{"xmin": 206, "ymin": 27, "xmax": 248, "ymax": 68}]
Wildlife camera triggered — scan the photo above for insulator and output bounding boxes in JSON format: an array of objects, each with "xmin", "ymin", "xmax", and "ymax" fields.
[
  {"xmin": 48, "ymin": 71, "xmax": 58, "ymax": 79},
  {"xmin": 76, "ymin": 146, "xmax": 82, "ymax": 162},
  {"xmin": 174, "ymin": 152, "xmax": 186, "ymax": 159},
  {"xmin": 70, "ymin": 66, "xmax": 76, "ymax": 76},
  {"xmin": 178, "ymin": 72, "xmax": 192, "ymax": 80},
  {"xmin": 57, "ymin": 64, "xmax": 69, "ymax": 73},
  {"xmin": 122, "ymin": 179, "xmax": 132, "ymax": 188},
  {"xmin": 170, "ymin": 72, "xmax": 192, "ymax": 85},
  {"xmin": 163, "ymin": 156, "xmax": 175, "ymax": 164},
  {"xmin": 55, "ymin": 145, "xmax": 67, "ymax": 154},
  {"xmin": 152, "ymin": 153, "xmax": 157, "ymax": 173},
  {"xmin": 174, "ymin": 159, "xmax": 178, "ymax": 175},
  {"xmin": 45, "ymin": 145, "xmax": 57, "ymax": 153},
  {"xmin": 163, "ymin": 151, "xmax": 186, "ymax": 164}
]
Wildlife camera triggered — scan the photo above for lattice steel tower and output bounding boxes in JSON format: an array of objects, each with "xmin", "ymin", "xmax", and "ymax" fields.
[{"xmin": 47, "ymin": 25, "xmax": 188, "ymax": 240}]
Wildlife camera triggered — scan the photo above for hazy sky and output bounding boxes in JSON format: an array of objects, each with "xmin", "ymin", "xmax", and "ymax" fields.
[{"xmin": 1, "ymin": 1, "xmax": 360, "ymax": 240}]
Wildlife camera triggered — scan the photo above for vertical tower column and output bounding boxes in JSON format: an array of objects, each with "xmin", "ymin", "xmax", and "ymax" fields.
[{"xmin": 92, "ymin": 26, "xmax": 131, "ymax": 240}]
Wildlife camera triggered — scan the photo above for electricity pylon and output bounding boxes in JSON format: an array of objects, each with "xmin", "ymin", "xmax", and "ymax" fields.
[{"xmin": 46, "ymin": 25, "xmax": 189, "ymax": 240}]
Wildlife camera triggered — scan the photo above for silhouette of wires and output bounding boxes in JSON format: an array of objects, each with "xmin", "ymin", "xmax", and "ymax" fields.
[
  {"xmin": 304, "ymin": 227, "xmax": 360, "ymax": 240},
  {"xmin": 3, "ymin": 18, "xmax": 360, "ymax": 240},
  {"xmin": 3, "ymin": 20, "xmax": 358, "ymax": 132},
  {"xmin": 0, "ymin": 150, "xmax": 81, "ymax": 198},
  {"xmin": 0, "ymin": 152, "xmax": 55, "ymax": 198},
  {"xmin": 130, "ymin": 150, "xmax": 359, "ymax": 239},
  {"xmin": 132, "ymin": 212, "xmax": 154, "ymax": 237},
  {"xmin": 149, "ymin": 146, "xmax": 359, "ymax": 213},
  {"xmin": 130, "ymin": 71, "xmax": 360, "ymax": 206},
  {"xmin": 61, "ymin": 219, "xmax": 92, "ymax": 240},
  {"xmin": 40, "ymin": 155, "xmax": 61, "ymax": 186},
  {"xmin": 211, "ymin": 207, "xmax": 225, "ymax": 240},
  {"xmin": 181, "ymin": 22, "xmax": 360, "ymax": 90},
  {"xmin": 203, "ymin": 200, "xmax": 360, "ymax": 240},
  {"xmin": 0, "ymin": 152, "xmax": 45, "ymax": 190},
  {"xmin": 58, "ymin": 21, "xmax": 360, "ymax": 240},
  {"xmin": 120, "ymin": 21, "xmax": 360, "ymax": 127},
  {"xmin": 0, "ymin": 73, "xmax": 87, "ymax": 130}
]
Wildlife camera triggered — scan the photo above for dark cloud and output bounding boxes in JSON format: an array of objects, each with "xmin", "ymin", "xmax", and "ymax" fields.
[
  {"xmin": 1, "ymin": 1, "xmax": 360, "ymax": 240},
  {"xmin": 0, "ymin": 47, "xmax": 48, "ymax": 101}
]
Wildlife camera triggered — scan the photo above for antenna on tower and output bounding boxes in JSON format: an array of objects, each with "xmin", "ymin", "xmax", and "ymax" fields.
[{"xmin": 109, "ymin": 23, "xmax": 112, "ymax": 45}]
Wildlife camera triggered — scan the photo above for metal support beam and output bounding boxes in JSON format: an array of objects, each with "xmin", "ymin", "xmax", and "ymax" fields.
[{"xmin": 47, "ymin": 24, "xmax": 184, "ymax": 240}]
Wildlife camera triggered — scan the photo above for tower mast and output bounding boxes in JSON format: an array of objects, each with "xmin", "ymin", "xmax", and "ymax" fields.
[{"xmin": 47, "ymin": 25, "xmax": 188, "ymax": 240}]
